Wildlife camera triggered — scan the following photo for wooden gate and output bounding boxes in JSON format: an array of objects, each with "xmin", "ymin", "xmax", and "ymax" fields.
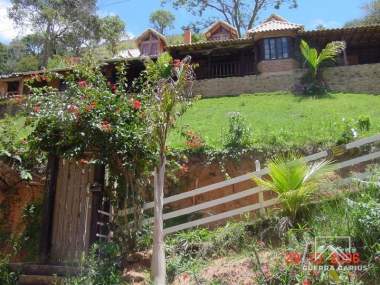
[{"xmin": 39, "ymin": 156, "xmax": 106, "ymax": 264}]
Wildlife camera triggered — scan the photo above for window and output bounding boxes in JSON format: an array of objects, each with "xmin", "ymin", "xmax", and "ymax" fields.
[
  {"xmin": 150, "ymin": 43, "xmax": 158, "ymax": 56},
  {"xmin": 263, "ymin": 37, "xmax": 291, "ymax": 60},
  {"xmin": 141, "ymin": 41, "xmax": 159, "ymax": 56}
]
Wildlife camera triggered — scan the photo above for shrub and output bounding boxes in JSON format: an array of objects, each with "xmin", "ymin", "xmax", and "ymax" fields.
[
  {"xmin": 0, "ymin": 255, "xmax": 18, "ymax": 285},
  {"xmin": 253, "ymin": 153, "xmax": 331, "ymax": 222},
  {"xmin": 357, "ymin": 115, "xmax": 371, "ymax": 132},
  {"xmin": 181, "ymin": 128, "xmax": 205, "ymax": 151},
  {"xmin": 0, "ymin": 115, "xmax": 36, "ymax": 180},
  {"xmin": 223, "ymin": 112, "xmax": 252, "ymax": 149},
  {"xmin": 64, "ymin": 243, "xmax": 123, "ymax": 285},
  {"xmin": 337, "ymin": 118, "xmax": 359, "ymax": 145}
]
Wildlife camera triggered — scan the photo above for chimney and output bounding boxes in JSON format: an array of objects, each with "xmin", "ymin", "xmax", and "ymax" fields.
[{"xmin": 183, "ymin": 27, "xmax": 192, "ymax": 45}]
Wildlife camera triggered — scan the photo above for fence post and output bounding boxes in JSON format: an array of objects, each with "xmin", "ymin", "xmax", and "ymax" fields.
[{"xmin": 255, "ymin": 160, "xmax": 266, "ymax": 216}]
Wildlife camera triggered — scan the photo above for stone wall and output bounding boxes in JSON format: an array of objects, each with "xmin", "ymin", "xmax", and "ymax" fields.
[
  {"xmin": 257, "ymin": 58, "xmax": 299, "ymax": 73},
  {"xmin": 0, "ymin": 161, "xmax": 44, "ymax": 261},
  {"xmin": 193, "ymin": 63, "xmax": 380, "ymax": 97},
  {"xmin": 324, "ymin": 63, "xmax": 380, "ymax": 94}
]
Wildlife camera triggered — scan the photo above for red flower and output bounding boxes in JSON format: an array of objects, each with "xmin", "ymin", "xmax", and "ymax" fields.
[
  {"xmin": 100, "ymin": 120, "xmax": 112, "ymax": 132},
  {"xmin": 67, "ymin": 104, "xmax": 79, "ymax": 114},
  {"xmin": 303, "ymin": 279, "xmax": 312, "ymax": 285},
  {"xmin": 78, "ymin": 80, "xmax": 87, "ymax": 88},
  {"xmin": 33, "ymin": 105, "xmax": 41, "ymax": 113},
  {"xmin": 173, "ymin": 59, "xmax": 181, "ymax": 68},
  {"xmin": 111, "ymin": 84, "xmax": 117, "ymax": 93},
  {"xmin": 285, "ymin": 252, "xmax": 301, "ymax": 265},
  {"xmin": 79, "ymin": 159, "xmax": 89, "ymax": 165},
  {"xmin": 133, "ymin": 100, "xmax": 142, "ymax": 110},
  {"xmin": 85, "ymin": 101, "xmax": 97, "ymax": 112}
]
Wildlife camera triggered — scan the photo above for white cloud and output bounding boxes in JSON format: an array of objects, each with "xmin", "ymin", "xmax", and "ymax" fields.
[
  {"xmin": 0, "ymin": 0, "xmax": 31, "ymax": 43},
  {"xmin": 309, "ymin": 18, "xmax": 342, "ymax": 29}
]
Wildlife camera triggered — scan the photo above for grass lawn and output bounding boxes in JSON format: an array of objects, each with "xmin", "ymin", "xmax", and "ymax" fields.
[{"xmin": 168, "ymin": 92, "xmax": 380, "ymax": 151}]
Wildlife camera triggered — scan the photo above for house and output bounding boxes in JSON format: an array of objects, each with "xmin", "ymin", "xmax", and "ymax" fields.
[{"xmin": 1, "ymin": 14, "xmax": 380, "ymax": 99}]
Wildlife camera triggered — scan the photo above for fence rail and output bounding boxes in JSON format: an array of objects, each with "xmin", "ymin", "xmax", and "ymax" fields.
[
  {"xmin": 0, "ymin": 91, "xmax": 21, "ymax": 100},
  {"xmin": 121, "ymin": 134, "xmax": 380, "ymax": 235}
]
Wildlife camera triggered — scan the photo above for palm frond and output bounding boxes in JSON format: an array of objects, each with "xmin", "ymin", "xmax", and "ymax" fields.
[{"xmin": 252, "ymin": 154, "xmax": 331, "ymax": 220}]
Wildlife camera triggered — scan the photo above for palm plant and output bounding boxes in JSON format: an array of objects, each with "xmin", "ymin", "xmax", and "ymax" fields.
[
  {"xmin": 300, "ymin": 39, "xmax": 346, "ymax": 80},
  {"xmin": 253, "ymin": 154, "xmax": 331, "ymax": 221}
]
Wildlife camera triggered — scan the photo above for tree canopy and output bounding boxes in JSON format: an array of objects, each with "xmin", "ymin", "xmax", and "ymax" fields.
[
  {"xmin": 100, "ymin": 15, "xmax": 126, "ymax": 57},
  {"xmin": 8, "ymin": 0, "xmax": 126, "ymax": 68},
  {"xmin": 345, "ymin": 0, "xmax": 380, "ymax": 27},
  {"xmin": 162, "ymin": 0, "xmax": 297, "ymax": 36},
  {"xmin": 149, "ymin": 9, "xmax": 176, "ymax": 34}
]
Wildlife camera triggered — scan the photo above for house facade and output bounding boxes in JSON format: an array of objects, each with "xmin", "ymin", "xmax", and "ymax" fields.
[{"xmin": 1, "ymin": 14, "xmax": 380, "ymax": 99}]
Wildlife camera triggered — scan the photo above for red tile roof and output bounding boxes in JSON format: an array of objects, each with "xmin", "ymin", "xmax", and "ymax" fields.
[{"xmin": 247, "ymin": 14, "xmax": 303, "ymax": 34}]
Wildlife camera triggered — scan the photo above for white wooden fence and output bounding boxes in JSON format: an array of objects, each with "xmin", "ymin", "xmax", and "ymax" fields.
[{"xmin": 100, "ymin": 134, "xmax": 380, "ymax": 236}]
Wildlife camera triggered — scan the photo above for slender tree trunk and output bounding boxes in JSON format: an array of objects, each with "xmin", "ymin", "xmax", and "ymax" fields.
[
  {"xmin": 42, "ymin": 23, "xmax": 52, "ymax": 67},
  {"xmin": 151, "ymin": 154, "xmax": 166, "ymax": 285}
]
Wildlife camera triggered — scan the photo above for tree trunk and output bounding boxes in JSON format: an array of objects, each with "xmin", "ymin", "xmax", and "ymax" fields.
[{"xmin": 151, "ymin": 154, "xmax": 166, "ymax": 285}]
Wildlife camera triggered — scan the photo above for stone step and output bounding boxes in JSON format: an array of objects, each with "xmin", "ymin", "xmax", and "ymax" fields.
[
  {"xmin": 10, "ymin": 263, "xmax": 81, "ymax": 277},
  {"xmin": 18, "ymin": 274, "xmax": 64, "ymax": 285}
]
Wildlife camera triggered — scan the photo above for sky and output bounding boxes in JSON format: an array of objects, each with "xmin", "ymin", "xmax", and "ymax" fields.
[{"xmin": 0, "ymin": 0, "xmax": 369, "ymax": 44}]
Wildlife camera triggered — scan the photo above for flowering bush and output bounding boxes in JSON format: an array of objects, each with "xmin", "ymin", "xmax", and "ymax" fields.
[{"xmin": 27, "ymin": 57, "xmax": 157, "ymax": 253}]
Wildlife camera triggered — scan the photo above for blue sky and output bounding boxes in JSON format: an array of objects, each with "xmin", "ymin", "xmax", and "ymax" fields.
[
  {"xmin": 0, "ymin": 0, "xmax": 369, "ymax": 43},
  {"xmin": 98, "ymin": 0, "xmax": 368, "ymax": 37}
]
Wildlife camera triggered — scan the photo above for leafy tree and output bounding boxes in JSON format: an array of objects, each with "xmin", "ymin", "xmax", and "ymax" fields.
[
  {"xmin": 149, "ymin": 9, "xmax": 176, "ymax": 34},
  {"xmin": 14, "ymin": 55, "xmax": 39, "ymax": 72},
  {"xmin": 9, "ymin": 0, "xmax": 99, "ymax": 66},
  {"xmin": 100, "ymin": 16, "xmax": 126, "ymax": 57},
  {"xmin": 20, "ymin": 34, "xmax": 44, "ymax": 56},
  {"xmin": 315, "ymin": 24, "xmax": 326, "ymax": 30},
  {"xmin": 162, "ymin": 0, "xmax": 298, "ymax": 37},
  {"xmin": 0, "ymin": 44, "xmax": 8, "ymax": 74},
  {"xmin": 253, "ymin": 154, "xmax": 331, "ymax": 221},
  {"xmin": 345, "ymin": 0, "xmax": 380, "ymax": 27}
]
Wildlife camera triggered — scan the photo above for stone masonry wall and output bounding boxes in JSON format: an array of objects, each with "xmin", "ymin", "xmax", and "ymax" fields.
[
  {"xmin": 324, "ymin": 63, "xmax": 380, "ymax": 94},
  {"xmin": 193, "ymin": 63, "xmax": 380, "ymax": 97},
  {"xmin": 257, "ymin": 58, "xmax": 300, "ymax": 73}
]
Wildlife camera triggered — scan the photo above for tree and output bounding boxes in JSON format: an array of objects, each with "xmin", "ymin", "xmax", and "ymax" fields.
[
  {"xmin": 162, "ymin": 0, "xmax": 297, "ymax": 37},
  {"xmin": 21, "ymin": 34, "xmax": 44, "ymax": 56},
  {"xmin": 143, "ymin": 54, "xmax": 195, "ymax": 284},
  {"xmin": 9, "ymin": 0, "xmax": 99, "ymax": 66},
  {"xmin": 0, "ymin": 44, "xmax": 8, "ymax": 74},
  {"xmin": 315, "ymin": 24, "xmax": 326, "ymax": 30},
  {"xmin": 100, "ymin": 16, "xmax": 126, "ymax": 57},
  {"xmin": 345, "ymin": 0, "xmax": 380, "ymax": 27},
  {"xmin": 300, "ymin": 40, "xmax": 346, "ymax": 80},
  {"xmin": 150, "ymin": 9, "xmax": 176, "ymax": 34}
]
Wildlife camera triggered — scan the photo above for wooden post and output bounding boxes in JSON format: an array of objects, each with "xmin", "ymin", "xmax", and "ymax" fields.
[
  {"xmin": 341, "ymin": 39, "xmax": 348, "ymax": 66},
  {"xmin": 255, "ymin": 160, "xmax": 265, "ymax": 216},
  {"xmin": 39, "ymin": 154, "xmax": 59, "ymax": 263}
]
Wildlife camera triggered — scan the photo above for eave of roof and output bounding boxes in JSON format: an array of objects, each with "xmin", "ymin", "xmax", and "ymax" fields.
[
  {"xmin": 167, "ymin": 37, "xmax": 253, "ymax": 50},
  {"xmin": 0, "ymin": 57, "xmax": 147, "ymax": 80},
  {"xmin": 300, "ymin": 24, "xmax": 380, "ymax": 36}
]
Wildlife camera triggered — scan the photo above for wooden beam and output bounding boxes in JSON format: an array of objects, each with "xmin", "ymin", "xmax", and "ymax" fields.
[{"xmin": 39, "ymin": 154, "xmax": 59, "ymax": 264}]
